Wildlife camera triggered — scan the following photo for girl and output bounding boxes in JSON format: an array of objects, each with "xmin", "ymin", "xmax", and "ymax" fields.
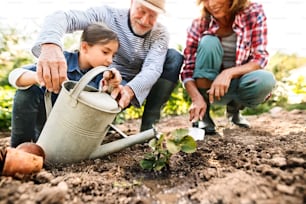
[{"xmin": 9, "ymin": 22, "xmax": 121, "ymax": 147}]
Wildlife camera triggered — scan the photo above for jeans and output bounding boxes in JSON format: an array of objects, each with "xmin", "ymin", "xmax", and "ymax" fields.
[
  {"xmin": 121, "ymin": 48, "xmax": 183, "ymax": 85},
  {"xmin": 193, "ymin": 35, "xmax": 276, "ymax": 107},
  {"xmin": 141, "ymin": 48, "xmax": 184, "ymax": 131},
  {"xmin": 10, "ymin": 85, "xmax": 59, "ymax": 147},
  {"xmin": 160, "ymin": 48, "xmax": 184, "ymax": 83},
  {"xmin": 10, "ymin": 86, "xmax": 47, "ymax": 147}
]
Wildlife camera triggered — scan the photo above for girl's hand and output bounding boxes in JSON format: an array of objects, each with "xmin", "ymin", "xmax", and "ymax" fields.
[{"xmin": 101, "ymin": 68, "xmax": 122, "ymax": 99}]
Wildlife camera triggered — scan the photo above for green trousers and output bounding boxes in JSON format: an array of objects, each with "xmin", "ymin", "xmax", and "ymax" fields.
[{"xmin": 193, "ymin": 35, "xmax": 276, "ymax": 107}]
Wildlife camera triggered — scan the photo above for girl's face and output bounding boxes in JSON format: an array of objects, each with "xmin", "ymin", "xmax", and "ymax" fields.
[
  {"xmin": 83, "ymin": 40, "xmax": 119, "ymax": 68},
  {"xmin": 203, "ymin": 0, "xmax": 231, "ymax": 20},
  {"xmin": 130, "ymin": 0, "xmax": 158, "ymax": 36}
]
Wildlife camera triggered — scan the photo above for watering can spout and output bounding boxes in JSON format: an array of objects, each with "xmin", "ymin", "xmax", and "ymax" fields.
[{"xmin": 89, "ymin": 128, "xmax": 156, "ymax": 159}]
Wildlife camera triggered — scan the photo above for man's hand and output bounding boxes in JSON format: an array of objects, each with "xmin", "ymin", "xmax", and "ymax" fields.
[
  {"xmin": 37, "ymin": 44, "xmax": 68, "ymax": 93},
  {"xmin": 101, "ymin": 68, "xmax": 122, "ymax": 99},
  {"xmin": 117, "ymin": 86, "xmax": 135, "ymax": 109}
]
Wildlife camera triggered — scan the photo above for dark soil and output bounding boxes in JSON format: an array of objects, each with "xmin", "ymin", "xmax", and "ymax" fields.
[{"xmin": 0, "ymin": 108, "xmax": 305, "ymax": 204}]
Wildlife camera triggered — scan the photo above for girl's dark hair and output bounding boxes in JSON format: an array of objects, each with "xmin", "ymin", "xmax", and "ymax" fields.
[{"xmin": 81, "ymin": 23, "xmax": 119, "ymax": 46}]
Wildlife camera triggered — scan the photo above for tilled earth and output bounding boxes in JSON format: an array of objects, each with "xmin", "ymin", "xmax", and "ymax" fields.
[{"xmin": 0, "ymin": 108, "xmax": 305, "ymax": 204}]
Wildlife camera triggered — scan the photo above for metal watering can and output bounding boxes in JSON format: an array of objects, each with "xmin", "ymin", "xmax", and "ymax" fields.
[{"xmin": 36, "ymin": 66, "xmax": 156, "ymax": 166}]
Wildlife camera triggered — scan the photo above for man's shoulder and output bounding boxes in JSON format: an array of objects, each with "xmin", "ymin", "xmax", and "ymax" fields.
[
  {"xmin": 151, "ymin": 22, "xmax": 168, "ymax": 35},
  {"xmin": 146, "ymin": 22, "xmax": 169, "ymax": 46},
  {"xmin": 102, "ymin": 5, "xmax": 128, "ymax": 16}
]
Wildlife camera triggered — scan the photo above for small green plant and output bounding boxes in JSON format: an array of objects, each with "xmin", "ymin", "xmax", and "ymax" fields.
[{"xmin": 140, "ymin": 128, "xmax": 197, "ymax": 171}]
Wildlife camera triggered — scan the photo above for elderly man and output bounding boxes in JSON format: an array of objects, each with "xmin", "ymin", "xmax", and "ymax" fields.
[{"xmin": 32, "ymin": 0, "xmax": 184, "ymax": 131}]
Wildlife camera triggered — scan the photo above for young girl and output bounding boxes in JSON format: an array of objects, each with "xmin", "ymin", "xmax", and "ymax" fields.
[{"xmin": 9, "ymin": 23, "xmax": 121, "ymax": 147}]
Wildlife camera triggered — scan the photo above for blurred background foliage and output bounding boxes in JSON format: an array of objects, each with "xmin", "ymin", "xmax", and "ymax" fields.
[{"xmin": 0, "ymin": 26, "xmax": 306, "ymax": 131}]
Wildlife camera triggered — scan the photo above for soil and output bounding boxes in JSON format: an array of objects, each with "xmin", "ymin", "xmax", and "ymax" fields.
[{"xmin": 0, "ymin": 108, "xmax": 305, "ymax": 204}]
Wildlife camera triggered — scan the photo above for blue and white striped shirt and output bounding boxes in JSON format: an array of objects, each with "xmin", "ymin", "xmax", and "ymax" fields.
[{"xmin": 32, "ymin": 5, "xmax": 170, "ymax": 107}]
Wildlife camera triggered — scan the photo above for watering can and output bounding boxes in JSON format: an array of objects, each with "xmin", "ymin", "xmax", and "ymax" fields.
[{"xmin": 36, "ymin": 66, "xmax": 156, "ymax": 166}]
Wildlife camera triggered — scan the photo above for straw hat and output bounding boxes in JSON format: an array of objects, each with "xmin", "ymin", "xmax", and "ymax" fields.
[{"xmin": 135, "ymin": 0, "xmax": 166, "ymax": 14}]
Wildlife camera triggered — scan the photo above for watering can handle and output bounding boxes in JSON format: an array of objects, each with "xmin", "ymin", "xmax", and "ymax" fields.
[
  {"xmin": 44, "ymin": 66, "xmax": 109, "ymax": 117},
  {"xmin": 70, "ymin": 66, "xmax": 109, "ymax": 101}
]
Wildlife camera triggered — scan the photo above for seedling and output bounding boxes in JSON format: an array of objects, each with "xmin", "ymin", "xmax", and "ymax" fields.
[{"xmin": 140, "ymin": 128, "xmax": 197, "ymax": 171}]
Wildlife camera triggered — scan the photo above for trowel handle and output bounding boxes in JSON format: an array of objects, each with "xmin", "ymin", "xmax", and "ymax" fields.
[
  {"xmin": 44, "ymin": 91, "xmax": 53, "ymax": 118},
  {"xmin": 70, "ymin": 66, "xmax": 109, "ymax": 101}
]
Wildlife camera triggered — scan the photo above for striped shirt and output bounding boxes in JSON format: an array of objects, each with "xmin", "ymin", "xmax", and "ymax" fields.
[
  {"xmin": 180, "ymin": 2, "xmax": 268, "ymax": 83},
  {"xmin": 32, "ymin": 6, "xmax": 170, "ymax": 107}
]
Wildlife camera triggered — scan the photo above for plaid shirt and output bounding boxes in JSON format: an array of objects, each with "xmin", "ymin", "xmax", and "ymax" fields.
[{"xmin": 181, "ymin": 2, "xmax": 268, "ymax": 82}]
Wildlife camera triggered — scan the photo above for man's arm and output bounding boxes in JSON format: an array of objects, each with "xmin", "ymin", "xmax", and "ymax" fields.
[
  {"xmin": 32, "ymin": 6, "xmax": 110, "ymax": 93},
  {"xmin": 126, "ymin": 24, "xmax": 170, "ymax": 107}
]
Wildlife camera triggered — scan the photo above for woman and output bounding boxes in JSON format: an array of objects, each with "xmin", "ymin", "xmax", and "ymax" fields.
[
  {"xmin": 9, "ymin": 23, "xmax": 121, "ymax": 147},
  {"xmin": 180, "ymin": 0, "xmax": 276, "ymax": 134}
]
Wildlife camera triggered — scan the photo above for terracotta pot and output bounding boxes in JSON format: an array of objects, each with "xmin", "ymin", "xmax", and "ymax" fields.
[
  {"xmin": 16, "ymin": 142, "xmax": 45, "ymax": 161},
  {"xmin": 2, "ymin": 147, "xmax": 43, "ymax": 176},
  {"xmin": 0, "ymin": 148, "xmax": 6, "ymax": 173}
]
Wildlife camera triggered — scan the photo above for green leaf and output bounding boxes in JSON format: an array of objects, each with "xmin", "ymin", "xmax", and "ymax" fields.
[
  {"xmin": 180, "ymin": 136, "xmax": 197, "ymax": 153},
  {"xmin": 166, "ymin": 139, "xmax": 181, "ymax": 154},
  {"xmin": 154, "ymin": 160, "xmax": 167, "ymax": 171},
  {"xmin": 148, "ymin": 138, "xmax": 157, "ymax": 150},
  {"xmin": 143, "ymin": 153, "xmax": 156, "ymax": 160},
  {"xmin": 158, "ymin": 149, "xmax": 170, "ymax": 157},
  {"xmin": 171, "ymin": 128, "xmax": 189, "ymax": 142},
  {"xmin": 140, "ymin": 159, "xmax": 154, "ymax": 170},
  {"xmin": 156, "ymin": 134, "xmax": 165, "ymax": 146}
]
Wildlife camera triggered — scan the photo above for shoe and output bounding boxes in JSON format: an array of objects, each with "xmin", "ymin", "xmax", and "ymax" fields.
[
  {"xmin": 226, "ymin": 101, "xmax": 250, "ymax": 128},
  {"xmin": 226, "ymin": 111, "xmax": 250, "ymax": 128},
  {"xmin": 140, "ymin": 78, "xmax": 176, "ymax": 131}
]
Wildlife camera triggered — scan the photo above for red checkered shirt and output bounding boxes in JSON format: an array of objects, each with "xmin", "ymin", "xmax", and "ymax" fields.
[{"xmin": 180, "ymin": 2, "xmax": 269, "ymax": 83}]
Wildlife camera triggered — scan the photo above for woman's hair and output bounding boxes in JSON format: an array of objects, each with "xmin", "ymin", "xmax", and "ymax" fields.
[
  {"xmin": 81, "ymin": 23, "xmax": 119, "ymax": 46},
  {"xmin": 196, "ymin": 0, "xmax": 250, "ymax": 18}
]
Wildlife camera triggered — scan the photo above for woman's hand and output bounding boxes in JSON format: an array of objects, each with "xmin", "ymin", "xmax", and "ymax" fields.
[
  {"xmin": 189, "ymin": 95, "xmax": 207, "ymax": 123},
  {"xmin": 185, "ymin": 80, "xmax": 207, "ymax": 122},
  {"xmin": 208, "ymin": 69, "xmax": 233, "ymax": 103}
]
